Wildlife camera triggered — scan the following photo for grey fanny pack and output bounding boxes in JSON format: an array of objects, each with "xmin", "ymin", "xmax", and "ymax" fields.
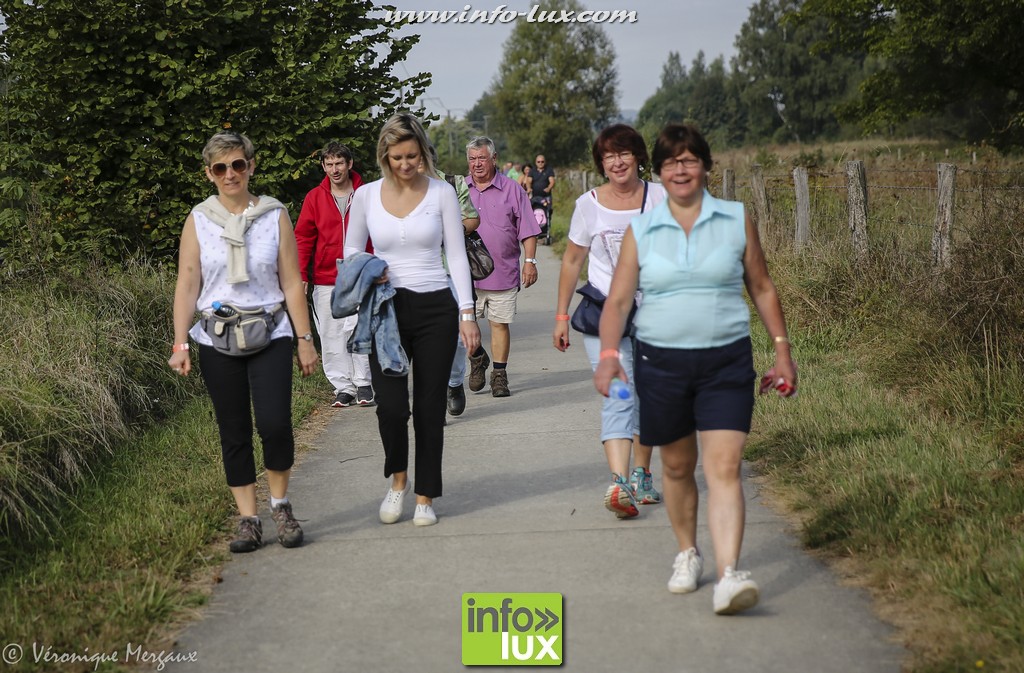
[{"xmin": 200, "ymin": 303, "xmax": 284, "ymax": 357}]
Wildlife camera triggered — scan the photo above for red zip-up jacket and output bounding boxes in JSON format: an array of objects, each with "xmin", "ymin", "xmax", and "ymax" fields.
[{"xmin": 294, "ymin": 170, "xmax": 371, "ymax": 285}]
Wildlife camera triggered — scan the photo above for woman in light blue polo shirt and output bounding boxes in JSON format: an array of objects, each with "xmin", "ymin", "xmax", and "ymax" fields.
[{"xmin": 594, "ymin": 123, "xmax": 797, "ymax": 615}]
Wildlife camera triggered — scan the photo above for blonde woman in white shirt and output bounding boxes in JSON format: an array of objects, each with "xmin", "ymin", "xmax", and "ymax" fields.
[{"xmin": 344, "ymin": 113, "xmax": 480, "ymax": 526}]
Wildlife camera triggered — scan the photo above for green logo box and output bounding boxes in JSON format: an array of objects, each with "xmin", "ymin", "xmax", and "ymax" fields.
[{"xmin": 462, "ymin": 592, "xmax": 563, "ymax": 666}]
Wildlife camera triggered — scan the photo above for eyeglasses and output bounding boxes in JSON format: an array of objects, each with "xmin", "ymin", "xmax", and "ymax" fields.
[
  {"xmin": 661, "ymin": 156, "xmax": 703, "ymax": 172},
  {"xmin": 602, "ymin": 151, "xmax": 634, "ymax": 165},
  {"xmin": 210, "ymin": 158, "xmax": 250, "ymax": 177}
]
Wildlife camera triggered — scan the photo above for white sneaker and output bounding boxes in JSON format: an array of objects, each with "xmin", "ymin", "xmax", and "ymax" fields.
[
  {"xmin": 413, "ymin": 503, "xmax": 438, "ymax": 527},
  {"xmin": 713, "ymin": 566, "xmax": 760, "ymax": 615},
  {"xmin": 379, "ymin": 483, "xmax": 410, "ymax": 524},
  {"xmin": 667, "ymin": 547, "xmax": 704, "ymax": 594}
]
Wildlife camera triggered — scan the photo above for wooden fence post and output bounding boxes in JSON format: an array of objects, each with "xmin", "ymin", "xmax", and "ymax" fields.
[
  {"xmin": 846, "ymin": 160, "xmax": 869, "ymax": 263},
  {"xmin": 722, "ymin": 168, "xmax": 736, "ymax": 201},
  {"xmin": 932, "ymin": 163, "xmax": 956, "ymax": 269},
  {"xmin": 751, "ymin": 164, "xmax": 769, "ymax": 237},
  {"xmin": 793, "ymin": 166, "xmax": 810, "ymax": 249}
]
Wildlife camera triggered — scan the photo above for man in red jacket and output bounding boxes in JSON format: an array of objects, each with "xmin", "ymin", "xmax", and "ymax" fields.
[{"xmin": 295, "ymin": 142, "xmax": 374, "ymax": 408}]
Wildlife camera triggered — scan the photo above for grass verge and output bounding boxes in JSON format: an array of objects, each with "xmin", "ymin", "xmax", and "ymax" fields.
[{"xmin": 0, "ymin": 366, "xmax": 328, "ymax": 672}]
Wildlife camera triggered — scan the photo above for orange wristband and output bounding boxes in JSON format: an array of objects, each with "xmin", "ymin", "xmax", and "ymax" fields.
[
  {"xmin": 555, "ymin": 314, "xmax": 570, "ymax": 321},
  {"xmin": 172, "ymin": 343, "xmax": 190, "ymax": 353},
  {"xmin": 599, "ymin": 349, "xmax": 620, "ymax": 361}
]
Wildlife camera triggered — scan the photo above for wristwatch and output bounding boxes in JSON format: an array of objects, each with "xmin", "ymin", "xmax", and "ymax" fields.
[
  {"xmin": 524, "ymin": 258, "xmax": 538, "ymax": 264},
  {"xmin": 299, "ymin": 333, "xmax": 313, "ymax": 342}
]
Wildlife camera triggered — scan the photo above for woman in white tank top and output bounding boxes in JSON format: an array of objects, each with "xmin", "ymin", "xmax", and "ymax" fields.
[{"xmin": 167, "ymin": 131, "xmax": 319, "ymax": 554}]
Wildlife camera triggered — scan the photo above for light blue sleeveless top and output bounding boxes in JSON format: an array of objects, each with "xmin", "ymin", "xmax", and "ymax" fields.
[{"xmin": 631, "ymin": 191, "xmax": 750, "ymax": 348}]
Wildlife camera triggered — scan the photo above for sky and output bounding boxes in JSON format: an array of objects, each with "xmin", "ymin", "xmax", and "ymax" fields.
[{"xmin": 381, "ymin": 0, "xmax": 755, "ymax": 119}]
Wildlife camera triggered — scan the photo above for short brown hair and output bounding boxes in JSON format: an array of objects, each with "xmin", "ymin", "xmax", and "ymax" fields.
[
  {"xmin": 321, "ymin": 141, "xmax": 353, "ymax": 163},
  {"xmin": 591, "ymin": 124, "xmax": 650, "ymax": 178},
  {"xmin": 651, "ymin": 123, "xmax": 712, "ymax": 176}
]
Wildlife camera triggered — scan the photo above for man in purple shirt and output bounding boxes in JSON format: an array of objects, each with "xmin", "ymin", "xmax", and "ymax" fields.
[{"xmin": 464, "ymin": 136, "xmax": 541, "ymax": 397}]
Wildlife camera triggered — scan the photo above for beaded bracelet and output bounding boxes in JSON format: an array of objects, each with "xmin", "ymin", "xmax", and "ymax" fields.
[
  {"xmin": 555, "ymin": 314, "xmax": 570, "ymax": 321},
  {"xmin": 599, "ymin": 349, "xmax": 621, "ymax": 361}
]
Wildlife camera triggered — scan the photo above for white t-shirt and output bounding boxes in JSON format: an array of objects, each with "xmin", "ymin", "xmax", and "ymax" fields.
[
  {"xmin": 567, "ymin": 182, "xmax": 666, "ymax": 295},
  {"xmin": 188, "ymin": 207, "xmax": 294, "ymax": 345},
  {"xmin": 344, "ymin": 177, "xmax": 474, "ymax": 310}
]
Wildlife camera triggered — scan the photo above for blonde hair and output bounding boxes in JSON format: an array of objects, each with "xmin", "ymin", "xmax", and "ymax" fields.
[
  {"xmin": 377, "ymin": 112, "xmax": 434, "ymax": 181},
  {"xmin": 202, "ymin": 131, "xmax": 255, "ymax": 166}
]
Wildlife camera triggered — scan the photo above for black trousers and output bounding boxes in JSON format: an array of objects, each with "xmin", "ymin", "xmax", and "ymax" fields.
[
  {"xmin": 370, "ymin": 287, "xmax": 458, "ymax": 498},
  {"xmin": 199, "ymin": 338, "xmax": 295, "ymax": 487}
]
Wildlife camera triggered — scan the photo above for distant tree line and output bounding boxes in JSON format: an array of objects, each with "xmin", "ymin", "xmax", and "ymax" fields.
[{"xmin": 635, "ymin": 0, "xmax": 1024, "ymax": 152}]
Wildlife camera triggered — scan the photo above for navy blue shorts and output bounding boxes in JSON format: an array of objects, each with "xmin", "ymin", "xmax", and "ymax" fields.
[{"xmin": 635, "ymin": 336, "xmax": 756, "ymax": 446}]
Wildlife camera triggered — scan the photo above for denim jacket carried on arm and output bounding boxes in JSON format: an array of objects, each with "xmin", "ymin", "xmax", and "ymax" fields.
[{"xmin": 330, "ymin": 252, "xmax": 408, "ymax": 376}]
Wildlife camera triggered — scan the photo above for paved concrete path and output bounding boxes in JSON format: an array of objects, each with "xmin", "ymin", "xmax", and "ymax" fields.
[{"xmin": 169, "ymin": 245, "xmax": 906, "ymax": 672}]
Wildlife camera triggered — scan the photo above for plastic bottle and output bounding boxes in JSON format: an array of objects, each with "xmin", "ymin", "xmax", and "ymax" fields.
[
  {"xmin": 212, "ymin": 301, "xmax": 235, "ymax": 317},
  {"xmin": 609, "ymin": 378, "xmax": 631, "ymax": 400}
]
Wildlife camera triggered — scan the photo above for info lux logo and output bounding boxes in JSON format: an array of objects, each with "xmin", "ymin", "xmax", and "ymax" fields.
[{"xmin": 462, "ymin": 593, "xmax": 563, "ymax": 666}]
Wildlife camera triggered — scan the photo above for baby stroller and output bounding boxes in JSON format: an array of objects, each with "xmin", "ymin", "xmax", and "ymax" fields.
[{"xmin": 531, "ymin": 194, "xmax": 552, "ymax": 245}]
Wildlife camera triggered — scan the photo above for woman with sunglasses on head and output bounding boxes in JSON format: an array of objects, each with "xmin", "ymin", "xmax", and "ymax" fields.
[
  {"xmin": 594, "ymin": 123, "xmax": 797, "ymax": 615},
  {"xmin": 553, "ymin": 124, "xmax": 666, "ymax": 521},
  {"xmin": 343, "ymin": 113, "xmax": 480, "ymax": 526},
  {"xmin": 168, "ymin": 131, "xmax": 319, "ymax": 553}
]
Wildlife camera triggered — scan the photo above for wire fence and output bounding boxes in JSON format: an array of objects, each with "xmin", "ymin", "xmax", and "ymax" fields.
[{"xmin": 564, "ymin": 163, "xmax": 1024, "ymax": 267}]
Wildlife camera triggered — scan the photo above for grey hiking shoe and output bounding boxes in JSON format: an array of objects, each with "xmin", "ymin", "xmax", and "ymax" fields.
[
  {"xmin": 271, "ymin": 502, "xmax": 304, "ymax": 548},
  {"xmin": 229, "ymin": 516, "xmax": 263, "ymax": 553},
  {"xmin": 468, "ymin": 349, "xmax": 490, "ymax": 392},
  {"xmin": 490, "ymin": 369, "xmax": 510, "ymax": 397}
]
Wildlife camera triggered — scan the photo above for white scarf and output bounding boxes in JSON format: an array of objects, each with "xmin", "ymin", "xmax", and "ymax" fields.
[{"xmin": 194, "ymin": 195, "xmax": 286, "ymax": 284}]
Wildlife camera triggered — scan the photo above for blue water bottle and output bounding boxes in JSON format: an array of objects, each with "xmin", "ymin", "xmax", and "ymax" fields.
[
  {"xmin": 212, "ymin": 301, "xmax": 235, "ymax": 317},
  {"xmin": 609, "ymin": 378, "xmax": 631, "ymax": 400}
]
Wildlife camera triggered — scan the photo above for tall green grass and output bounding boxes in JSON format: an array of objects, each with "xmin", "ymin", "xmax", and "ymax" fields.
[
  {"xmin": 743, "ymin": 155, "xmax": 1024, "ymax": 671},
  {"xmin": 0, "ymin": 262, "xmax": 198, "ymax": 541}
]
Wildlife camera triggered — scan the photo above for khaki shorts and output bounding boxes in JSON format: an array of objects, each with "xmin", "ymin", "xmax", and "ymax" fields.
[{"xmin": 475, "ymin": 287, "xmax": 518, "ymax": 324}]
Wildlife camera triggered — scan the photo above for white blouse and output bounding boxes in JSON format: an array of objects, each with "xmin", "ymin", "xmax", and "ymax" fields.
[{"xmin": 344, "ymin": 177, "xmax": 474, "ymax": 310}]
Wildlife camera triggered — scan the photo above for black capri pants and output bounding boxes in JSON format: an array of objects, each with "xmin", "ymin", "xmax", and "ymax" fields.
[
  {"xmin": 198, "ymin": 338, "xmax": 295, "ymax": 487},
  {"xmin": 371, "ymin": 287, "xmax": 459, "ymax": 498}
]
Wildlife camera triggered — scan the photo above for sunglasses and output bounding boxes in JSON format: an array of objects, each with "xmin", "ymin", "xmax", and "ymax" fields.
[{"xmin": 209, "ymin": 158, "xmax": 250, "ymax": 177}]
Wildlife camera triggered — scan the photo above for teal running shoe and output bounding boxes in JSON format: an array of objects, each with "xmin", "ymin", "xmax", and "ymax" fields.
[{"xmin": 630, "ymin": 466, "xmax": 662, "ymax": 504}]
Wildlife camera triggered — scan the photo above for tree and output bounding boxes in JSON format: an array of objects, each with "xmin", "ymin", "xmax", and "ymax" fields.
[
  {"xmin": 636, "ymin": 52, "xmax": 745, "ymax": 149},
  {"xmin": 732, "ymin": 0, "xmax": 863, "ymax": 144},
  {"xmin": 0, "ymin": 0, "xmax": 427, "ymax": 261},
  {"xmin": 484, "ymin": 0, "xmax": 618, "ymax": 167},
  {"xmin": 797, "ymin": 0, "xmax": 1024, "ymax": 148}
]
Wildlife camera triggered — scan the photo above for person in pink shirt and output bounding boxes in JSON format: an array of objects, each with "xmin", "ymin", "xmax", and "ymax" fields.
[{"xmin": 463, "ymin": 136, "xmax": 541, "ymax": 397}]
